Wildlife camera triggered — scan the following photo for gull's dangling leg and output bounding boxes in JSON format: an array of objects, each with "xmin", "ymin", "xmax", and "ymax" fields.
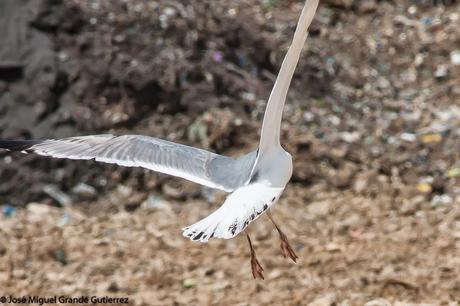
[
  {"xmin": 267, "ymin": 210, "xmax": 298, "ymax": 263},
  {"xmin": 245, "ymin": 230, "xmax": 264, "ymax": 280}
]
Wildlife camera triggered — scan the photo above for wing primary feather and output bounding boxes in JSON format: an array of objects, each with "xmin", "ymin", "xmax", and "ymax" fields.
[{"xmin": 0, "ymin": 140, "xmax": 42, "ymax": 152}]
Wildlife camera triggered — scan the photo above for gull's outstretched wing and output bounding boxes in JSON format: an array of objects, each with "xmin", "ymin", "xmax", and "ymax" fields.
[
  {"xmin": 183, "ymin": 183, "xmax": 285, "ymax": 242},
  {"xmin": 0, "ymin": 135, "xmax": 256, "ymax": 192},
  {"xmin": 258, "ymin": 0, "xmax": 319, "ymax": 156}
]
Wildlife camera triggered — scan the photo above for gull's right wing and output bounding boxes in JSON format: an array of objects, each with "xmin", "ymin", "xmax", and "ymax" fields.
[
  {"xmin": 258, "ymin": 0, "xmax": 319, "ymax": 155},
  {"xmin": 0, "ymin": 135, "xmax": 256, "ymax": 192}
]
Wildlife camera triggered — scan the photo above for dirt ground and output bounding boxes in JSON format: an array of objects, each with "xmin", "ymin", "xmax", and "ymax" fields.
[{"xmin": 0, "ymin": 0, "xmax": 460, "ymax": 304}]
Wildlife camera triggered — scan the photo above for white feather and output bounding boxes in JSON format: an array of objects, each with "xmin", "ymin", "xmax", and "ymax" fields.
[
  {"xmin": 183, "ymin": 183, "xmax": 284, "ymax": 242},
  {"xmin": 258, "ymin": 0, "xmax": 319, "ymax": 155}
]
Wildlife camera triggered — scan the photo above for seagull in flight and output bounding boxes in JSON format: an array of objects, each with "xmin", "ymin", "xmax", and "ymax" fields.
[{"xmin": 0, "ymin": 0, "xmax": 319, "ymax": 279}]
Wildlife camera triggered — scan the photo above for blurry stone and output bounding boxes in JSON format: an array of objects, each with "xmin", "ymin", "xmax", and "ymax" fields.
[
  {"xmin": 431, "ymin": 194, "xmax": 453, "ymax": 207},
  {"xmin": 107, "ymin": 281, "xmax": 119, "ymax": 292},
  {"xmin": 123, "ymin": 193, "xmax": 145, "ymax": 212},
  {"xmin": 117, "ymin": 185, "xmax": 133, "ymax": 197},
  {"xmin": 358, "ymin": 0, "xmax": 377, "ymax": 13},
  {"xmin": 327, "ymin": 0, "xmax": 353, "ymax": 8},
  {"xmin": 293, "ymin": 160, "xmax": 317, "ymax": 183},
  {"xmin": 340, "ymin": 131, "xmax": 360, "ymax": 143},
  {"xmin": 434, "ymin": 65, "xmax": 448, "ymax": 78},
  {"xmin": 336, "ymin": 214, "xmax": 361, "ymax": 233},
  {"xmin": 52, "ymin": 248, "xmax": 68, "ymax": 265},
  {"xmin": 303, "ymin": 111, "xmax": 315, "ymax": 122},
  {"xmin": 325, "ymin": 242, "xmax": 342, "ymax": 252},
  {"xmin": 414, "ymin": 53, "xmax": 424, "ymax": 66},
  {"xmin": 353, "ymin": 170, "xmax": 378, "ymax": 194},
  {"xmin": 268, "ymin": 269, "xmax": 282, "ymax": 279},
  {"xmin": 307, "ymin": 200, "xmax": 330, "ymax": 218},
  {"xmin": 432, "ymin": 176, "xmax": 446, "ymax": 194},
  {"xmin": 188, "ymin": 118, "xmax": 208, "ymax": 146},
  {"xmin": 43, "ymin": 185, "xmax": 72, "ymax": 206},
  {"xmin": 400, "ymin": 133, "xmax": 416, "ymax": 142},
  {"xmin": 141, "ymin": 194, "xmax": 171, "ymax": 211},
  {"xmin": 162, "ymin": 183, "xmax": 185, "ymax": 199},
  {"xmin": 71, "ymin": 183, "xmax": 97, "ymax": 199},
  {"xmin": 353, "ymin": 177, "xmax": 367, "ymax": 194},
  {"xmin": 365, "ymin": 299, "xmax": 391, "ymax": 306},
  {"xmin": 200, "ymin": 187, "xmax": 225, "ymax": 203},
  {"xmin": 450, "ymin": 50, "xmax": 460, "ymax": 66},
  {"xmin": 57, "ymin": 51, "xmax": 69, "ymax": 62},
  {"xmin": 308, "ymin": 293, "xmax": 336, "ymax": 306},
  {"xmin": 328, "ymin": 162, "xmax": 357, "ymax": 189},
  {"xmin": 400, "ymin": 196, "xmax": 424, "ymax": 215},
  {"xmin": 57, "ymin": 212, "xmax": 71, "ymax": 227},
  {"xmin": 27, "ymin": 203, "xmax": 57, "ymax": 222}
]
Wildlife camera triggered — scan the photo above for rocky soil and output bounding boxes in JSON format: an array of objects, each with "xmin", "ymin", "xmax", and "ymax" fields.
[{"xmin": 0, "ymin": 0, "xmax": 459, "ymax": 304}]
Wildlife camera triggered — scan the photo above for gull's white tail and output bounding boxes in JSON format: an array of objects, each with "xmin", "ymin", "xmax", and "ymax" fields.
[{"xmin": 183, "ymin": 183, "xmax": 284, "ymax": 242}]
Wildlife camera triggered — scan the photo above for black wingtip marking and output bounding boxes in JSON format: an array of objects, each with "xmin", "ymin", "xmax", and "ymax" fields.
[
  {"xmin": 0, "ymin": 140, "xmax": 42, "ymax": 152},
  {"xmin": 228, "ymin": 220, "xmax": 238, "ymax": 235},
  {"xmin": 192, "ymin": 231, "xmax": 204, "ymax": 241}
]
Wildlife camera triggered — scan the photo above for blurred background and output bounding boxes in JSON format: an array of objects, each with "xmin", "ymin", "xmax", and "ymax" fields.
[{"xmin": 0, "ymin": 0, "xmax": 459, "ymax": 304}]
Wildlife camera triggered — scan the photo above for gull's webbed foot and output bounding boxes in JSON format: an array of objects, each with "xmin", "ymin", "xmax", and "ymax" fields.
[
  {"xmin": 278, "ymin": 230, "xmax": 298, "ymax": 263},
  {"xmin": 250, "ymin": 249, "xmax": 265, "ymax": 280},
  {"xmin": 246, "ymin": 231, "xmax": 264, "ymax": 280},
  {"xmin": 267, "ymin": 210, "xmax": 298, "ymax": 263}
]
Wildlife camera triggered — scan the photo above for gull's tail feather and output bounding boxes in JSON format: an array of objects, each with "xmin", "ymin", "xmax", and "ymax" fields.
[{"xmin": 182, "ymin": 183, "xmax": 284, "ymax": 242}]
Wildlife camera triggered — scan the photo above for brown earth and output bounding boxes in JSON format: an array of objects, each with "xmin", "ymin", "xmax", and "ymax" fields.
[{"xmin": 0, "ymin": 0, "xmax": 459, "ymax": 304}]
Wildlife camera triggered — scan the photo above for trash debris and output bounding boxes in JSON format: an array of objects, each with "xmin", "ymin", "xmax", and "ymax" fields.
[
  {"xmin": 2, "ymin": 205, "xmax": 16, "ymax": 217},
  {"xmin": 420, "ymin": 133, "xmax": 442, "ymax": 144},
  {"xmin": 340, "ymin": 131, "xmax": 361, "ymax": 143},
  {"xmin": 400, "ymin": 133, "xmax": 416, "ymax": 142},
  {"xmin": 71, "ymin": 183, "xmax": 97, "ymax": 199},
  {"xmin": 434, "ymin": 65, "xmax": 448, "ymax": 79},
  {"xmin": 431, "ymin": 194, "xmax": 453, "ymax": 207},
  {"xmin": 447, "ymin": 168, "xmax": 460, "ymax": 178},
  {"xmin": 416, "ymin": 183, "xmax": 432, "ymax": 193},
  {"xmin": 181, "ymin": 278, "xmax": 196, "ymax": 289},
  {"xmin": 141, "ymin": 194, "xmax": 171, "ymax": 211},
  {"xmin": 57, "ymin": 212, "xmax": 71, "ymax": 227},
  {"xmin": 450, "ymin": 50, "xmax": 460, "ymax": 66},
  {"xmin": 43, "ymin": 185, "xmax": 72, "ymax": 206}
]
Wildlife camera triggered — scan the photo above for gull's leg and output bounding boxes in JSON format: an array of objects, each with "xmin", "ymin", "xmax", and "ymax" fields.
[
  {"xmin": 245, "ymin": 230, "xmax": 264, "ymax": 280},
  {"xmin": 267, "ymin": 210, "xmax": 298, "ymax": 263}
]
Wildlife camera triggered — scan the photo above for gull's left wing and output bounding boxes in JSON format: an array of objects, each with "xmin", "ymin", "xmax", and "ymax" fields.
[{"xmin": 0, "ymin": 135, "xmax": 257, "ymax": 192}]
